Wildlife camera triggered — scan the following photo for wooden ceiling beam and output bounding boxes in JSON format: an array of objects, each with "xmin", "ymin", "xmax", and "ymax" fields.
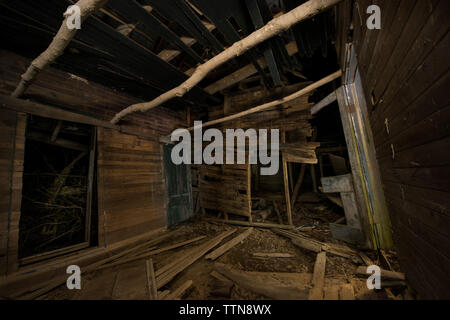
[{"xmin": 203, "ymin": 41, "xmax": 300, "ymax": 94}]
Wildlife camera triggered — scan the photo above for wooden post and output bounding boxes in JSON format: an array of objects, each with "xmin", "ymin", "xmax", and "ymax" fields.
[
  {"xmin": 308, "ymin": 252, "xmax": 327, "ymax": 300},
  {"xmin": 291, "ymin": 164, "xmax": 306, "ymax": 209},
  {"xmin": 281, "ymin": 131, "xmax": 293, "ymax": 226}
]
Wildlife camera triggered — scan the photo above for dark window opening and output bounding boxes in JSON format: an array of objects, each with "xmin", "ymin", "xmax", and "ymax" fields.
[{"xmin": 18, "ymin": 115, "xmax": 97, "ymax": 265}]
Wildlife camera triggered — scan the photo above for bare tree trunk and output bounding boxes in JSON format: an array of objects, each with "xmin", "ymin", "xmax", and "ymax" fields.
[
  {"xmin": 111, "ymin": 0, "xmax": 343, "ymax": 124},
  {"xmin": 11, "ymin": 0, "xmax": 109, "ymax": 98}
]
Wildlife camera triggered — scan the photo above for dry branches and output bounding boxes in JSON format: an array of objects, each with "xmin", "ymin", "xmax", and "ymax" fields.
[
  {"xmin": 11, "ymin": 0, "xmax": 108, "ymax": 98},
  {"xmin": 111, "ymin": 0, "xmax": 343, "ymax": 124}
]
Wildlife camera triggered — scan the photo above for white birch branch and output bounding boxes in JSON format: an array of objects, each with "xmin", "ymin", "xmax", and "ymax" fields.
[
  {"xmin": 11, "ymin": 0, "xmax": 109, "ymax": 98},
  {"xmin": 111, "ymin": 0, "xmax": 343, "ymax": 124}
]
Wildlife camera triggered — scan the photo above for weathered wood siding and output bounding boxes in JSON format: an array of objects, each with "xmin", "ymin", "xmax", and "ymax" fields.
[
  {"xmin": 199, "ymin": 164, "xmax": 252, "ymax": 218},
  {"xmin": 0, "ymin": 50, "xmax": 185, "ymax": 274},
  {"xmin": 0, "ymin": 109, "xmax": 26, "ymax": 275},
  {"xmin": 348, "ymin": 0, "xmax": 450, "ymax": 299},
  {"xmin": 97, "ymin": 128, "xmax": 167, "ymax": 245}
]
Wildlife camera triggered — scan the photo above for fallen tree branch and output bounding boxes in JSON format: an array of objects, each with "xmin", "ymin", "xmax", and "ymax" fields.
[
  {"xmin": 157, "ymin": 70, "xmax": 341, "ymax": 144},
  {"xmin": 188, "ymin": 71, "xmax": 341, "ymax": 131},
  {"xmin": 11, "ymin": 0, "xmax": 109, "ymax": 98},
  {"xmin": 111, "ymin": 0, "xmax": 343, "ymax": 124}
]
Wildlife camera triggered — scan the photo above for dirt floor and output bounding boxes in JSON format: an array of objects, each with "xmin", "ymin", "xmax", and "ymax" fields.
[{"xmin": 44, "ymin": 194, "xmax": 407, "ymax": 300}]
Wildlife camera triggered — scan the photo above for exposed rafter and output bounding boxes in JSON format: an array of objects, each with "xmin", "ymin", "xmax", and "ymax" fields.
[{"xmin": 111, "ymin": 0, "xmax": 343, "ymax": 124}]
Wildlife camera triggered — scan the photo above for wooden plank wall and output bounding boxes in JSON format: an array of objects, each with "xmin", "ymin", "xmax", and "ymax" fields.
[
  {"xmin": 0, "ymin": 109, "xmax": 26, "ymax": 275},
  {"xmin": 199, "ymin": 164, "xmax": 251, "ymax": 218},
  {"xmin": 349, "ymin": 0, "xmax": 450, "ymax": 299},
  {"xmin": 97, "ymin": 128, "xmax": 167, "ymax": 245},
  {"xmin": 0, "ymin": 50, "xmax": 185, "ymax": 138},
  {"xmin": 0, "ymin": 50, "xmax": 185, "ymax": 274},
  {"xmin": 199, "ymin": 87, "xmax": 315, "ymax": 219}
]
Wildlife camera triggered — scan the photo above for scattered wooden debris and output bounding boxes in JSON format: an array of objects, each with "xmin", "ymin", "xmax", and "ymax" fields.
[
  {"xmin": 209, "ymin": 271, "xmax": 234, "ymax": 298},
  {"xmin": 214, "ymin": 263, "xmax": 311, "ymax": 300},
  {"xmin": 164, "ymin": 280, "xmax": 193, "ymax": 300},
  {"xmin": 355, "ymin": 266, "xmax": 405, "ymax": 281},
  {"xmin": 207, "ymin": 218, "xmax": 295, "ymax": 230},
  {"xmin": 358, "ymin": 252, "xmax": 374, "ymax": 266},
  {"xmin": 145, "ymin": 259, "xmax": 157, "ymax": 300},
  {"xmin": 206, "ymin": 228, "xmax": 253, "ymax": 260},
  {"xmin": 97, "ymin": 235, "xmax": 206, "ymax": 270},
  {"xmin": 252, "ymin": 253, "xmax": 294, "ymax": 258},
  {"xmin": 156, "ymin": 229, "xmax": 236, "ymax": 289},
  {"xmin": 157, "ymin": 290, "xmax": 171, "ymax": 300},
  {"xmin": 272, "ymin": 229, "xmax": 360, "ymax": 261},
  {"xmin": 308, "ymin": 252, "xmax": 327, "ymax": 300},
  {"xmin": 17, "ymin": 230, "xmax": 178, "ymax": 299}
]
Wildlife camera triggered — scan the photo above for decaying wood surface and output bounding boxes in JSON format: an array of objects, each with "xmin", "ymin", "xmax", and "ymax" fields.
[
  {"xmin": 207, "ymin": 218, "xmax": 295, "ymax": 230},
  {"xmin": 16, "ymin": 230, "xmax": 176, "ymax": 299},
  {"xmin": 205, "ymin": 228, "xmax": 253, "ymax": 260},
  {"xmin": 96, "ymin": 235, "xmax": 206, "ymax": 271},
  {"xmin": 111, "ymin": 0, "xmax": 343, "ymax": 124},
  {"xmin": 186, "ymin": 71, "xmax": 342, "ymax": 131},
  {"xmin": 308, "ymin": 252, "xmax": 327, "ymax": 300},
  {"xmin": 355, "ymin": 266, "xmax": 405, "ymax": 281},
  {"xmin": 145, "ymin": 259, "xmax": 157, "ymax": 300},
  {"xmin": 163, "ymin": 280, "xmax": 193, "ymax": 300},
  {"xmin": 12, "ymin": 0, "xmax": 109, "ymax": 98},
  {"xmin": 272, "ymin": 228, "xmax": 360, "ymax": 261},
  {"xmin": 214, "ymin": 262, "xmax": 312, "ymax": 300},
  {"xmin": 155, "ymin": 229, "xmax": 236, "ymax": 289}
]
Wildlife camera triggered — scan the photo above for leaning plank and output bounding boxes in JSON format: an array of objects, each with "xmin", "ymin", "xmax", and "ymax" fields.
[
  {"xmin": 156, "ymin": 229, "xmax": 236, "ymax": 289},
  {"xmin": 321, "ymin": 174, "xmax": 353, "ymax": 193},
  {"xmin": 12, "ymin": 0, "xmax": 108, "ymax": 98},
  {"xmin": 282, "ymin": 155, "xmax": 293, "ymax": 225},
  {"xmin": 214, "ymin": 263, "xmax": 311, "ymax": 300},
  {"xmin": 205, "ymin": 228, "xmax": 254, "ymax": 260},
  {"xmin": 97, "ymin": 236, "xmax": 206, "ymax": 270},
  {"xmin": 111, "ymin": 0, "xmax": 343, "ymax": 123},
  {"xmin": 272, "ymin": 229, "xmax": 360, "ymax": 260},
  {"xmin": 164, "ymin": 280, "xmax": 193, "ymax": 300},
  {"xmin": 17, "ymin": 230, "xmax": 176, "ymax": 299},
  {"xmin": 355, "ymin": 266, "xmax": 405, "ymax": 281},
  {"xmin": 185, "ymin": 71, "xmax": 342, "ymax": 131},
  {"xmin": 308, "ymin": 252, "xmax": 327, "ymax": 300},
  {"xmin": 206, "ymin": 218, "xmax": 295, "ymax": 230},
  {"xmin": 358, "ymin": 252, "xmax": 374, "ymax": 266},
  {"xmin": 310, "ymin": 90, "xmax": 337, "ymax": 115},
  {"xmin": 145, "ymin": 259, "xmax": 157, "ymax": 300}
]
